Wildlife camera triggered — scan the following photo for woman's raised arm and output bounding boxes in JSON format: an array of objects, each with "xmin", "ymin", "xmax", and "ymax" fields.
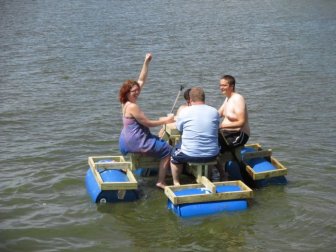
[{"xmin": 137, "ymin": 53, "xmax": 152, "ymax": 89}]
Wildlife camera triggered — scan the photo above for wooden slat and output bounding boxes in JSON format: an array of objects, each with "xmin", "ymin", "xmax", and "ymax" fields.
[
  {"xmin": 241, "ymin": 144, "xmax": 288, "ymax": 180},
  {"xmin": 245, "ymin": 165, "xmax": 256, "ymax": 179},
  {"xmin": 165, "ymin": 124, "xmax": 180, "ymax": 136},
  {"xmin": 172, "ymin": 190, "xmax": 252, "ymax": 205},
  {"xmin": 167, "ymin": 183, "xmax": 204, "ymax": 191},
  {"xmin": 242, "ymin": 149, "xmax": 272, "ymax": 160},
  {"xmin": 88, "ymin": 157, "xmax": 96, "ymax": 169},
  {"xmin": 126, "ymin": 169, "xmax": 138, "ymax": 183},
  {"xmin": 196, "ymin": 166, "xmax": 202, "ymax": 183},
  {"xmin": 236, "ymin": 180, "xmax": 253, "ymax": 193},
  {"xmin": 165, "ymin": 186, "xmax": 179, "ymax": 204},
  {"xmin": 159, "ymin": 120, "xmax": 180, "ymax": 136},
  {"xmin": 88, "ymin": 155, "xmax": 138, "ymax": 191},
  {"xmin": 129, "ymin": 153, "xmax": 160, "ymax": 170},
  {"xmin": 245, "ymin": 143, "xmax": 262, "ymax": 150},
  {"xmin": 100, "ymin": 182, "xmax": 138, "ymax": 190},
  {"xmin": 271, "ymin": 156, "xmax": 288, "ymax": 173},
  {"xmin": 88, "ymin": 156, "xmax": 130, "ymax": 169},
  {"xmin": 90, "ymin": 155, "xmax": 126, "ymax": 162},
  {"xmin": 187, "ymin": 161, "xmax": 217, "ymax": 182},
  {"xmin": 165, "ymin": 180, "xmax": 253, "ymax": 205},
  {"xmin": 160, "ymin": 121, "xmax": 181, "ymax": 146},
  {"xmin": 90, "ymin": 166, "xmax": 103, "ymax": 190},
  {"xmin": 200, "ymin": 176, "xmax": 216, "ymax": 193},
  {"xmin": 245, "ymin": 156, "xmax": 288, "ymax": 180},
  {"xmin": 95, "ymin": 162, "xmax": 131, "ymax": 170}
]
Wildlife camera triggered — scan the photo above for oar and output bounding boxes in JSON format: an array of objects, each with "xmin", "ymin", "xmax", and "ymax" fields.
[
  {"xmin": 170, "ymin": 85, "xmax": 184, "ymax": 114},
  {"xmin": 160, "ymin": 85, "xmax": 184, "ymax": 140}
]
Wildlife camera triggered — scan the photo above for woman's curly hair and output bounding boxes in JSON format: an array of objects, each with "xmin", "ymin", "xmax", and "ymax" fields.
[{"xmin": 119, "ymin": 80, "xmax": 140, "ymax": 104}]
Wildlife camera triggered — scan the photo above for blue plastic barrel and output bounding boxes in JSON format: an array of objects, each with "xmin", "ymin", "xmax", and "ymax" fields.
[
  {"xmin": 225, "ymin": 160, "xmax": 243, "ymax": 180},
  {"xmin": 167, "ymin": 186, "xmax": 248, "ymax": 218},
  {"xmin": 241, "ymin": 147, "xmax": 276, "ymax": 172},
  {"xmin": 85, "ymin": 160, "xmax": 139, "ymax": 203},
  {"xmin": 240, "ymin": 147, "xmax": 287, "ymax": 186}
]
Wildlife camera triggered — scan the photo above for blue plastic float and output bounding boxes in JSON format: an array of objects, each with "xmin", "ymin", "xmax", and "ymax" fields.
[
  {"xmin": 85, "ymin": 159, "xmax": 139, "ymax": 203},
  {"xmin": 167, "ymin": 183, "xmax": 250, "ymax": 218},
  {"xmin": 241, "ymin": 147, "xmax": 275, "ymax": 172},
  {"xmin": 85, "ymin": 142, "xmax": 288, "ymax": 218},
  {"xmin": 240, "ymin": 146, "xmax": 287, "ymax": 186}
]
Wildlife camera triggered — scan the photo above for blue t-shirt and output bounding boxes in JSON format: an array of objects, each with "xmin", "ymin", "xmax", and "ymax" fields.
[{"xmin": 176, "ymin": 104, "xmax": 220, "ymax": 157}]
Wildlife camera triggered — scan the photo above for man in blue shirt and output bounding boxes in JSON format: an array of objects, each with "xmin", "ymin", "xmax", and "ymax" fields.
[{"xmin": 170, "ymin": 87, "xmax": 220, "ymax": 186}]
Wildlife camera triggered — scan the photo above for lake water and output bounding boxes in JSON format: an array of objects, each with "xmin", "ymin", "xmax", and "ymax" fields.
[{"xmin": 1, "ymin": 0, "xmax": 336, "ymax": 251}]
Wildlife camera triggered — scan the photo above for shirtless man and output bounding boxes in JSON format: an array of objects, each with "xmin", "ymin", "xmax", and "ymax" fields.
[{"xmin": 218, "ymin": 75, "xmax": 250, "ymax": 151}]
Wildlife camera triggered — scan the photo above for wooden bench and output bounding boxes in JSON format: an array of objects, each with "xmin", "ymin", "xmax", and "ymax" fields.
[
  {"xmin": 184, "ymin": 147, "xmax": 244, "ymax": 182},
  {"xmin": 186, "ymin": 160, "xmax": 218, "ymax": 183},
  {"xmin": 126, "ymin": 153, "xmax": 161, "ymax": 176}
]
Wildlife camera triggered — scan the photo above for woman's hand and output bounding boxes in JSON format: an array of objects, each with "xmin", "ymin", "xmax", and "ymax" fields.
[
  {"xmin": 164, "ymin": 113, "xmax": 175, "ymax": 124},
  {"xmin": 145, "ymin": 53, "xmax": 152, "ymax": 63}
]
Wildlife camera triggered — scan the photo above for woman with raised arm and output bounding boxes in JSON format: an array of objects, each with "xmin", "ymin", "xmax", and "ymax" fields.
[{"xmin": 119, "ymin": 53, "xmax": 174, "ymax": 189}]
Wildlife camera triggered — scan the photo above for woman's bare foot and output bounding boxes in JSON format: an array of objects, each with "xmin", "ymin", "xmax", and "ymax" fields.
[{"xmin": 156, "ymin": 182, "xmax": 166, "ymax": 190}]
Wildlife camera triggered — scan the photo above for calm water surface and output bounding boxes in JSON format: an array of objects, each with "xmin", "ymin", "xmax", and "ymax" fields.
[{"xmin": 1, "ymin": 0, "xmax": 336, "ymax": 251}]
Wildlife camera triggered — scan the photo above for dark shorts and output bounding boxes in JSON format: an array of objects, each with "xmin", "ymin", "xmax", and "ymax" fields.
[
  {"xmin": 219, "ymin": 129, "xmax": 249, "ymax": 153},
  {"xmin": 170, "ymin": 142, "xmax": 217, "ymax": 164}
]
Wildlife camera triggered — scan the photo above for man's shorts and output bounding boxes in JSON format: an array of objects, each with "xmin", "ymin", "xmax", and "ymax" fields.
[
  {"xmin": 219, "ymin": 129, "xmax": 249, "ymax": 153},
  {"xmin": 171, "ymin": 142, "xmax": 217, "ymax": 164}
]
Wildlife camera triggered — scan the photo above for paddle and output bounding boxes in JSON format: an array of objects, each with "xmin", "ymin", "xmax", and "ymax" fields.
[
  {"xmin": 160, "ymin": 85, "xmax": 184, "ymax": 140},
  {"xmin": 170, "ymin": 85, "xmax": 185, "ymax": 114}
]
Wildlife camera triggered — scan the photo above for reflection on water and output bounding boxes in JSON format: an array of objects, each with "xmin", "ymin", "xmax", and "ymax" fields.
[{"xmin": 1, "ymin": 0, "xmax": 336, "ymax": 251}]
